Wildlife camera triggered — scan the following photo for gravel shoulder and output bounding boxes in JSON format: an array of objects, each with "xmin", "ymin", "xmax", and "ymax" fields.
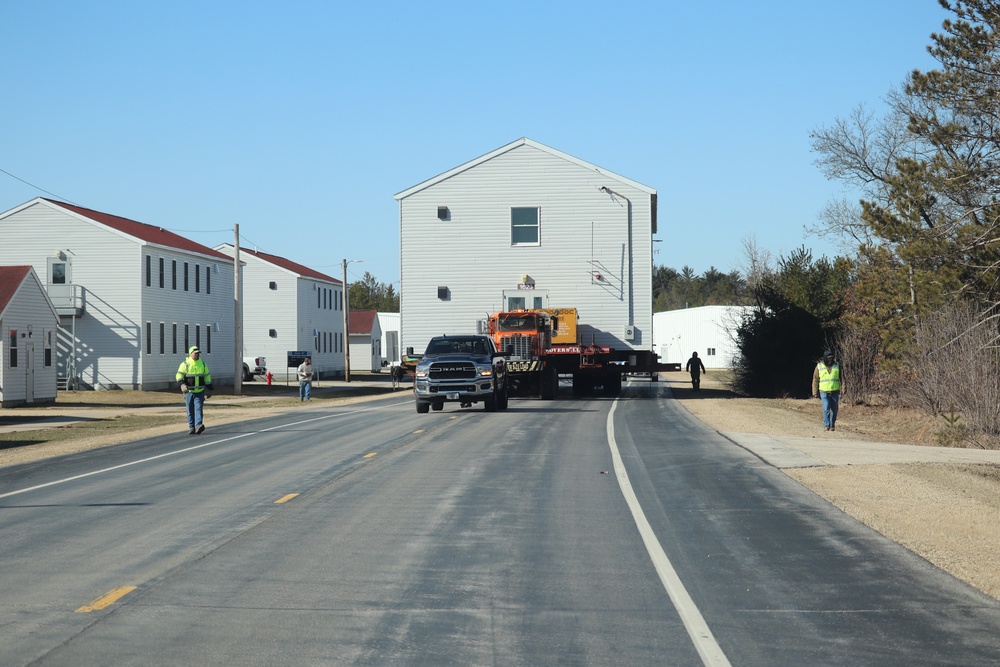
[{"xmin": 3, "ymin": 374, "xmax": 999, "ymax": 600}]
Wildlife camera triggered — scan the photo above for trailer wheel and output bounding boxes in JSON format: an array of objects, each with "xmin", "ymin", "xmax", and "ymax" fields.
[
  {"xmin": 540, "ymin": 366, "xmax": 558, "ymax": 400},
  {"xmin": 603, "ymin": 372, "xmax": 622, "ymax": 397}
]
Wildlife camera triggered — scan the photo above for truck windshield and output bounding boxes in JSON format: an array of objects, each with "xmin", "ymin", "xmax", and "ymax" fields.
[
  {"xmin": 497, "ymin": 314, "xmax": 536, "ymax": 332},
  {"xmin": 426, "ymin": 338, "xmax": 489, "ymax": 355}
]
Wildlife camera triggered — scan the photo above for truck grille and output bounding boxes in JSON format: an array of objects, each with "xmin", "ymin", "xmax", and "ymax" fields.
[
  {"xmin": 504, "ymin": 334, "xmax": 534, "ymax": 360},
  {"xmin": 428, "ymin": 362, "xmax": 476, "ymax": 380}
]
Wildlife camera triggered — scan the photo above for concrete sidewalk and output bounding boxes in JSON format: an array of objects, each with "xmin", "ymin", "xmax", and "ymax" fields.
[{"xmin": 724, "ymin": 431, "xmax": 1000, "ymax": 468}]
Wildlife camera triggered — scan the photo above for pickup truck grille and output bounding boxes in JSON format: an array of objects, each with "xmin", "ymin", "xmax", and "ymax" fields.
[{"xmin": 428, "ymin": 362, "xmax": 477, "ymax": 380}]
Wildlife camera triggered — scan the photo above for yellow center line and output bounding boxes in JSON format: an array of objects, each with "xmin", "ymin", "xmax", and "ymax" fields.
[
  {"xmin": 275, "ymin": 493, "xmax": 299, "ymax": 504},
  {"xmin": 363, "ymin": 452, "xmax": 377, "ymax": 459},
  {"xmin": 414, "ymin": 429, "xmax": 424, "ymax": 433},
  {"xmin": 75, "ymin": 585, "xmax": 137, "ymax": 613}
]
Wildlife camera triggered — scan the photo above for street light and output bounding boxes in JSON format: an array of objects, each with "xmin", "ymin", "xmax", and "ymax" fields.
[{"xmin": 342, "ymin": 258, "xmax": 363, "ymax": 382}]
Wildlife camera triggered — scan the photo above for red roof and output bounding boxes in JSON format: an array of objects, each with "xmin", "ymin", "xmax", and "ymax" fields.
[
  {"xmin": 348, "ymin": 309, "xmax": 377, "ymax": 335},
  {"xmin": 43, "ymin": 199, "xmax": 231, "ymax": 260},
  {"xmin": 235, "ymin": 246, "xmax": 340, "ymax": 284},
  {"xmin": 0, "ymin": 265, "xmax": 33, "ymax": 317}
]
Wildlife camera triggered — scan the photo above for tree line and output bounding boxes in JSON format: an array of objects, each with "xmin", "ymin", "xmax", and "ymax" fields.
[{"xmin": 678, "ymin": 1, "xmax": 1000, "ymax": 447}]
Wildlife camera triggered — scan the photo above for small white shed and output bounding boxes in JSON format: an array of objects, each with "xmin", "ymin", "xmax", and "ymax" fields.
[
  {"xmin": 347, "ymin": 310, "xmax": 382, "ymax": 373},
  {"xmin": 0, "ymin": 266, "xmax": 60, "ymax": 407},
  {"xmin": 377, "ymin": 312, "xmax": 401, "ymax": 369},
  {"xmin": 653, "ymin": 305, "xmax": 753, "ymax": 369}
]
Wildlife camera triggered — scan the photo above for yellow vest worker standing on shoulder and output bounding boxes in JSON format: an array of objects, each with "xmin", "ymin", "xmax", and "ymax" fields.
[
  {"xmin": 811, "ymin": 350, "xmax": 842, "ymax": 431},
  {"xmin": 176, "ymin": 345, "xmax": 213, "ymax": 434}
]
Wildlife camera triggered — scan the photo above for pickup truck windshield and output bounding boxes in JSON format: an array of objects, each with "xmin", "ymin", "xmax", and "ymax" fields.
[{"xmin": 425, "ymin": 338, "xmax": 490, "ymax": 355}]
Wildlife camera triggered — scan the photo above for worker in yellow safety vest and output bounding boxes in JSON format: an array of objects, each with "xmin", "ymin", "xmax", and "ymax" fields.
[
  {"xmin": 811, "ymin": 350, "xmax": 842, "ymax": 431},
  {"xmin": 176, "ymin": 345, "xmax": 213, "ymax": 434}
]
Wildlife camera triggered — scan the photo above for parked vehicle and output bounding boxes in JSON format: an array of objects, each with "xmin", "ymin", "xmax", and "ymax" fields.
[
  {"xmin": 410, "ymin": 334, "xmax": 510, "ymax": 413},
  {"xmin": 242, "ymin": 356, "xmax": 267, "ymax": 382},
  {"xmin": 487, "ymin": 307, "xmax": 678, "ymax": 398}
]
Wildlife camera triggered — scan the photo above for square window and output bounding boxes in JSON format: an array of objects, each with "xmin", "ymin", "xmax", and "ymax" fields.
[{"xmin": 511, "ymin": 207, "xmax": 539, "ymax": 245}]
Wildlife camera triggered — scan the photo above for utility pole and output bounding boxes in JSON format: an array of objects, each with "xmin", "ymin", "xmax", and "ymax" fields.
[
  {"xmin": 341, "ymin": 258, "xmax": 362, "ymax": 382},
  {"xmin": 342, "ymin": 258, "xmax": 351, "ymax": 383},
  {"xmin": 234, "ymin": 225, "xmax": 242, "ymax": 395}
]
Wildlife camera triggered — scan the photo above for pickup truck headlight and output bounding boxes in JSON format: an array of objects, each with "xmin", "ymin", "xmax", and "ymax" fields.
[
  {"xmin": 478, "ymin": 366, "xmax": 493, "ymax": 377},
  {"xmin": 415, "ymin": 368, "xmax": 428, "ymax": 378}
]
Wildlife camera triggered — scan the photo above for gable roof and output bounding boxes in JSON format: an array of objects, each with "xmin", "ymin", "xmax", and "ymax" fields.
[
  {"xmin": 0, "ymin": 266, "xmax": 32, "ymax": 317},
  {"xmin": 33, "ymin": 198, "xmax": 231, "ymax": 261},
  {"xmin": 0, "ymin": 265, "xmax": 57, "ymax": 321},
  {"xmin": 216, "ymin": 244, "xmax": 340, "ymax": 284},
  {"xmin": 348, "ymin": 309, "xmax": 378, "ymax": 335},
  {"xmin": 393, "ymin": 137, "xmax": 657, "ymax": 201}
]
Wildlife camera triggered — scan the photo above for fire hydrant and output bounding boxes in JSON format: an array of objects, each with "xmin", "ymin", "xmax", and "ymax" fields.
[{"xmin": 265, "ymin": 371, "xmax": 273, "ymax": 386}]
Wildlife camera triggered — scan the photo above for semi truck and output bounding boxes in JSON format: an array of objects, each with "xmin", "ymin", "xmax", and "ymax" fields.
[{"xmin": 487, "ymin": 307, "xmax": 678, "ymax": 399}]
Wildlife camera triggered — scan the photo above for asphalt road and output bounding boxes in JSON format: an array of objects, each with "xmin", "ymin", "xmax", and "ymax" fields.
[{"xmin": 1, "ymin": 382, "xmax": 999, "ymax": 665}]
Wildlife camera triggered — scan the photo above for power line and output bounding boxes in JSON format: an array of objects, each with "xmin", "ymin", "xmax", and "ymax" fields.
[{"xmin": 0, "ymin": 166, "xmax": 78, "ymax": 204}]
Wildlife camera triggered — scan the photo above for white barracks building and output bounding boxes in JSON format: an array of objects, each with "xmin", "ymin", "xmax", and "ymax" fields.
[{"xmin": 395, "ymin": 138, "xmax": 658, "ymax": 356}]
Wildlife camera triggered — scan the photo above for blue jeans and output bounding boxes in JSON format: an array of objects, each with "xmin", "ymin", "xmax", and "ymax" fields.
[
  {"xmin": 299, "ymin": 381, "xmax": 311, "ymax": 400},
  {"xmin": 821, "ymin": 391, "xmax": 840, "ymax": 428},
  {"xmin": 184, "ymin": 391, "xmax": 205, "ymax": 429}
]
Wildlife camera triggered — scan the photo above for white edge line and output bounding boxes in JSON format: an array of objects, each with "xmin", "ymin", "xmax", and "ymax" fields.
[
  {"xmin": 0, "ymin": 401, "xmax": 408, "ymax": 500},
  {"xmin": 608, "ymin": 397, "xmax": 732, "ymax": 667}
]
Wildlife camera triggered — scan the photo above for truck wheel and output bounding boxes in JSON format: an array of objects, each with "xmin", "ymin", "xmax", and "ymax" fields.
[
  {"xmin": 540, "ymin": 367, "xmax": 558, "ymax": 400},
  {"xmin": 242, "ymin": 364, "xmax": 252, "ymax": 382},
  {"xmin": 603, "ymin": 372, "xmax": 622, "ymax": 397},
  {"xmin": 484, "ymin": 391, "xmax": 498, "ymax": 412},
  {"xmin": 497, "ymin": 382, "xmax": 509, "ymax": 410},
  {"xmin": 572, "ymin": 373, "xmax": 589, "ymax": 396},
  {"xmin": 416, "ymin": 400, "xmax": 430, "ymax": 414}
]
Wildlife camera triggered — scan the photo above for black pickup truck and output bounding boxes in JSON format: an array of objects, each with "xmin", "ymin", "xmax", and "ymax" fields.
[{"xmin": 410, "ymin": 334, "xmax": 510, "ymax": 413}]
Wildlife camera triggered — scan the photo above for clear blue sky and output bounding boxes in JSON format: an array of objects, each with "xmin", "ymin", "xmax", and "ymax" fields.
[{"xmin": 1, "ymin": 1, "xmax": 951, "ymax": 287}]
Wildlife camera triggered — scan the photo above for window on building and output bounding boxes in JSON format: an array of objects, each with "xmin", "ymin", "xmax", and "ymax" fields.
[
  {"xmin": 8, "ymin": 328, "xmax": 16, "ymax": 368},
  {"xmin": 146, "ymin": 256, "xmax": 152, "ymax": 287},
  {"xmin": 206, "ymin": 266, "xmax": 211, "ymax": 294},
  {"xmin": 172, "ymin": 323, "xmax": 178, "ymax": 354},
  {"xmin": 511, "ymin": 207, "xmax": 540, "ymax": 245},
  {"xmin": 146, "ymin": 322, "xmax": 152, "ymax": 354},
  {"xmin": 159, "ymin": 323, "xmax": 165, "ymax": 355},
  {"xmin": 159, "ymin": 258, "xmax": 165, "ymax": 288},
  {"xmin": 184, "ymin": 262, "xmax": 189, "ymax": 291},
  {"xmin": 317, "ymin": 288, "xmax": 321, "ymax": 309},
  {"xmin": 206, "ymin": 325, "xmax": 212, "ymax": 353},
  {"xmin": 172, "ymin": 260, "xmax": 177, "ymax": 290},
  {"xmin": 195, "ymin": 264, "xmax": 200, "ymax": 293},
  {"xmin": 44, "ymin": 330, "xmax": 52, "ymax": 367},
  {"xmin": 507, "ymin": 296, "xmax": 526, "ymax": 310},
  {"xmin": 184, "ymin": 324, "xmax": 189, "ymax": 352},
  {"xmin": 195, "ymin": 324, "xmax": 201, "ymax": 349},
  {"xmin": 707, "ymin": 348, "xmax": 716, "ymax": 356}
]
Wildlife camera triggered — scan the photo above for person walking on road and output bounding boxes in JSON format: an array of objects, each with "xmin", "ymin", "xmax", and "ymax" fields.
[
  {"xmin": 812, "ymin": 349, "xmax": 842, "ymax": 431},
  {"xmin": 176, "ymin": 345, "xmax": 213, "ymax": 434},
  {"xmin": 297, "ymin": 356, "xmax": 314, "ymax": 401},
  {"xmin": 685, "ymin": 351, "xmax": 707, "ymax": 391}
]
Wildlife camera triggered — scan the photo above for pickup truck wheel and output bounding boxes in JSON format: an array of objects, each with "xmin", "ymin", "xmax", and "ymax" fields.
[
  {"xmin": 483, "ymin": 391, "xmax": 498, "ymax": 412},
  {"xmin": 497, "ymin": 382, "xmax": 509, "ymax": 410},
  {"xmin": 242, "ymin": 364, "xmax": 252, "ymax": 382},
  {"xmin": 416, "ymin": 401, "xmax": 430, "ymax": 414}
]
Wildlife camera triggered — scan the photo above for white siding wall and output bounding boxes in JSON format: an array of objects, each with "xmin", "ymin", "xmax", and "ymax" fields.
[
  {"xmin": 140, "ymin": 249, "xmax": 236, "ymax": 389},
  {"xmin": 0, "ymin": 202, "xmax": 142, "ymax": 389},
  {"xmin": 214, "ymin": 249, "xmax": 346, "ymax": 383},
  {"xmin": 399, "ymin": 143, "xmax": 655, "ymax": 355},
  {"xmin": 652, "ymin": 306, "xmax": 752, "ymax": 368},
  {"xmin": 0, "ymin": 271, "xmax": 59, "ymax": 406},
  {"xmin": 298, "ymin": 277, "xmax": 343, "ymax": 380}
]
